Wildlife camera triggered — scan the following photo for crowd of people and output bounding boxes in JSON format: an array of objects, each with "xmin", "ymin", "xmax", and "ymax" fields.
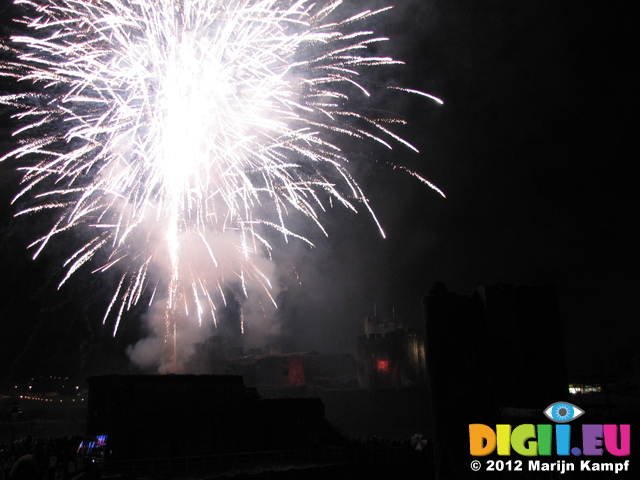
[
  {"xmin": 0, "ymin": 436, "xmax": 88, "ymax": 480},
  {"xmin": 0, "ymin": 434, "xmax": 428, "ymax": 479}
]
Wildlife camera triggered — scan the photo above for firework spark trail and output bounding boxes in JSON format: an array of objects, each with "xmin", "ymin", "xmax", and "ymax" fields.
[{"xmin": 0, "ymin": 0, "xmax": 443, "ymax": 355}]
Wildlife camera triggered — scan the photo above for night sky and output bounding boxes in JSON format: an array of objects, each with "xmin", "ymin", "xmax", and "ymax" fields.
[{"xmin": 0, "ymin": 0, "xmax": 638, "ymax": 384}]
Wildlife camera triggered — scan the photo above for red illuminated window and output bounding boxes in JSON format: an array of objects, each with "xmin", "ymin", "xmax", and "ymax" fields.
[
  {"xmin": 288, "ymin": 356, "xmax": 306, "ymax": 385},
  {"xmin": 377, "ymin": 359, "xmax": 390, "ymax": 373}
]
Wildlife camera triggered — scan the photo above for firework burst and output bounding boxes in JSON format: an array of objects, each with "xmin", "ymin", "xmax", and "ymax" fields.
[{"xmin": 0, "ymin": 0, "xmax": 443, "ymax": 346}]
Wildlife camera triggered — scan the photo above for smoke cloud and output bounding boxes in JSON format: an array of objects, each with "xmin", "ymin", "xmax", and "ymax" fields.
[{"xmin": 126, "ymin": 228, "xmax": 282, "ymax": 372}]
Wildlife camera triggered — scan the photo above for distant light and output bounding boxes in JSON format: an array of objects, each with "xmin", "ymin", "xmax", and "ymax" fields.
[{"xmin": 567, "ymin": 383, "xmax": 602, "ymax": 394}]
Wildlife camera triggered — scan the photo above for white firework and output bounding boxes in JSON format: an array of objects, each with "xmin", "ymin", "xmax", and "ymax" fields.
[{"xmin": 0, "ymin": 0, "xmax": 443, "ymax": 339}]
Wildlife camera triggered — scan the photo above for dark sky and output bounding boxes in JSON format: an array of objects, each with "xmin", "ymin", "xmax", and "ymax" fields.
[{"xmin": 1, "ymin": 0, "xmax": 638, "ymax": 383}]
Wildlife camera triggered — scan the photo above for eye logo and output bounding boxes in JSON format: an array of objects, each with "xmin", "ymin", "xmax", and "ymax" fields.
[{"xmin": 543, "ymin": 401, "xmax": 584, "ymax": 423}]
